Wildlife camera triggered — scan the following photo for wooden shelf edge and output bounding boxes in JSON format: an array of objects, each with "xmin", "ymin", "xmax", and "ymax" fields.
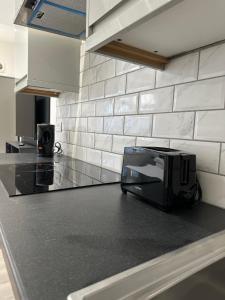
[
  {"xmin": 97, "ymin": 41, "xmax": 170, "ymax": 70},
  {"xmin": 20, "ymin": 87, "xmax": 60, "ymax": 98}
]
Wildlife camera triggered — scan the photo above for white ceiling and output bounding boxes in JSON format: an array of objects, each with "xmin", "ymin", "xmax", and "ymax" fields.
[{"xmin": 0, "ymin": 0, "xmax": 15, "ymax": 43}]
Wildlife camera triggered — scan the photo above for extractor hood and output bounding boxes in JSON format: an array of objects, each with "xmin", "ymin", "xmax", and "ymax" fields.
[{"xmin": 15, "ymin": 0, "xmax": 86, "ymax": 39}]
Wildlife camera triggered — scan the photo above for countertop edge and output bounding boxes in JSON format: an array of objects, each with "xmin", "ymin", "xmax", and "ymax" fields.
[
  {"xmin": 68, "ymin": 229, "xmax": 225, "ymax": 300},
  {"xmin": 0, "ymin": 222, "xmax": 28, "ymax": 300}
]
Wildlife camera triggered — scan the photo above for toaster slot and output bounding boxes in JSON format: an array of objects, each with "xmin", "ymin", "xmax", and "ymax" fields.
[{"xmin": 180, "ymin": 156, "xmax": 189, "ymax": 185}]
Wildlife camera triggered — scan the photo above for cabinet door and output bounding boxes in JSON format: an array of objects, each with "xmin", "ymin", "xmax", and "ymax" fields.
[
  {"xmin": 86, "ymin": 0, "xmax": 174, "ymax": 52},
  {"xmin": 88, "ymin": 0, "xmax": 123, "ymax": 26},
  {"xmin": 28, "ymin": 28, "xmax": 81, "ymax": 92}
]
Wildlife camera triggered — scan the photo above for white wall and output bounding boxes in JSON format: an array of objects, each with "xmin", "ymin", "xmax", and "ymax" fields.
[
  {"xmin": 0, "ymin": 39, "xmax": 16, "ymax": 152},
  {"xmin": 0, "ymin": 77, "xmax": 15, "ymax": 152},
  {"xmin": 0, "ymin": 41, "xmax": 15, "ymax": 78},
  {"xmin": 50, "ymin": 98, "xmax": 57, "ymax": 125}
]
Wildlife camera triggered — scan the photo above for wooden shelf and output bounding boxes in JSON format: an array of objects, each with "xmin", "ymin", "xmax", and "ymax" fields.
[
  {"xmin": 97, "ymin": 41, "xmax": 169, "ymax": 70},
  {"xmin": 20, "ymin": 87, "xmax": 60, "ymax": 98}
]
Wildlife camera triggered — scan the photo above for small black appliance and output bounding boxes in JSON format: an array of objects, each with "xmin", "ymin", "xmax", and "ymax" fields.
[
  {"xmin": 121, "ymin": 147, "xmax": 201, "ymax": 211},
  {"xmin": 37, "ymin": 124, "xmax": 55, "ymax": 157}
]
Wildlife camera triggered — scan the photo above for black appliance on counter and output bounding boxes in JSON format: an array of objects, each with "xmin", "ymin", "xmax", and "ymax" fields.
[
  {"xmin": 37, "ymin": 124, "xmax": 55, "ymax": 157},
  {"xmin": 0, "ymin": 159, "xmax": 120, "ymax": 197},
  {"xmin": 121, "ymin": 147, "xmax": 201, "ymax": 211}
]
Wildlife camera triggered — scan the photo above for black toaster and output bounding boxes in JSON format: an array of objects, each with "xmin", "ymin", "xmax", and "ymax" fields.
[{"xmin": 121, "ymin": 147, "xmax": 201, "ymax": 211}]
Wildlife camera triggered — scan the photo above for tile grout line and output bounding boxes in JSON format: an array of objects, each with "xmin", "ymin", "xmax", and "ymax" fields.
[
  {"xmin": 196, "ymin": 50, "xmax": 201, "ymax": 80},
  {"xmin": 218, "ymin": 143, "xmax": 222, "ymax": 174},
  {"xmin": 172, "ymin": 85, "xmax": 176, "ymax": 112},
  {"xmin": 192, "ymin": 111, "xmax": 197, "ymax": 140}
]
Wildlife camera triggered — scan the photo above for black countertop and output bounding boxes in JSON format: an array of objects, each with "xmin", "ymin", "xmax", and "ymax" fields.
[{"xmin": 0, "ymin": 154, "xmax": 225, "ymax": 300}]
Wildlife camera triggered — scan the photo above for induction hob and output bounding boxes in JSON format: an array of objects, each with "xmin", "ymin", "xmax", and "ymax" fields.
[{"xmin": 0, "ymin": 159, "xmax": 120, "ymax": 196}]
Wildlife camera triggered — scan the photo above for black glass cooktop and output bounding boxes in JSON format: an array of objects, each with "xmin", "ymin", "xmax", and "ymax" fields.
[{"xmin": 0, "ymin": 159, "xmax": 120, "ymax": 197}]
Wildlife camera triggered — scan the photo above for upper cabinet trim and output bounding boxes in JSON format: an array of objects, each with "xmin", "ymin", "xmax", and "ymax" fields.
[{"xmin": 86, "ymin": 0, "xmax": 180, "ymax": 52}]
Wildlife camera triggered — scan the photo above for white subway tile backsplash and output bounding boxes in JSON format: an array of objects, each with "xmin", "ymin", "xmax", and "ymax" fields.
[
  {"xmin": 112, "ymin": 135, "xmax": 136, "ymax": 154},
  {"xmin": 96, "ymin": 98, "xmax": 114, "ymax": 116},
  {"xmin": 70, "ymin": 119, "xmax": 77, "ymax": 131},
  {"xmin": 219, "ymin": 144, "xmax": 225, "ymax": 175},
  {"xmin": 89, "ymin": 81, "xmax": 104, "ymax": 100},
  {"xmin": 126, "ymin": 68, "xmax": 155, "ymax": 93},
  {"xmin": 57, "ymin": 96, "xmax": 66, "ymax": 106},
  {"xmin": 139, "ymin": 87, "xmax": 173, "ymax": 113},
  {"xmin": 70, "ymin": 104, "xmax": 81, "ymax": 117},
  {"xmin": 64, "ymin": 143, "xmax": 74, "ymax": 157},
  {"xmin": 64, "ymin": 92, "xmax": 78, "ymax": 104},
  {"xmin": 199, "ymin": 43, "xmax": 225, "ymax": 79},
  {"xmin": 57, "ymin": 105, "xmax": 70, "ymax": 118},
  {"xmin": 74, "ymin": 146, "xmax": 87, "ymax": 161},
  {"xmin": 96, "ymin": 59, "xmax": 116, "ymax": 82},
  {"xmin": 156, "ymin": 52, "xmax": 199, "ymax": 88},
  {"xmin": 89, "ymin": 53, "xmax": 109, "ymax": 67},
  {"xmin": 88, "ymin": 67, "xmax": 97, "ymax": 85},
  {"xmin": 62, "ymin": 118, "xmax": 71, "ymax": 131},
  {"xmin": 116, "ymin": 60, "xmax": 140, "ymax": 75},
  {"xmin": 195, "ymin": 110, "xmax": 225, "ymax": 142},
  {"xmin": 95, "ymin": 134, "xmax": 112, "ymax": 152},
  {"xmin": 79, "ymin": 86, "xmax": 89, "ymax": 102},
  {"xmin": 136, "ymin": 137, "xmax": 169, "ymax": 147},
  {"xmin": 56, "ymin": 131, "xmax": 69, "ymax": 143},
  {"xmin": 69, "ymin": 131, "xmax": 80, "ymax": 145},
  {"xmin": 75, "ymin": 118, "xmax": 87, "ymax": 132},
  {"xmin": 56, "ymin": 41, "xmax": 225, "ymax": 209},
  {"xmin": 153, "ymin": 112, "xmax": 194, "ymax": 139},
  {"xmin": 102, "ymin": 152, "xmax": 123, "ymax": 173},
  {"xmin": 104, "ymin": 116, "xmax": 124, "ymax": 134},
  {"xmin": 80, "ymin": 69, "xmax": 89, "ymax": 87},
  {"xmin": 198, "ymin": 171, "xmax": 225, "ymax": 209},
  {"xmin": 124, "ymin": 115, "xmax": 152, "ymax": 137},
  {"xmin": 86, "ymin": 148, "xmax": 102, "ymax": 166},
  {"xmin": 55, "ymin": 119, "xmax": 62, "ymax": 132},
  {"xmin": 65, "ymin": 119, "xmax": 75, "ymax": 132},
  {"xmin": 81, "ymin": 68, "xmax": 97, "ymax": 86},
  {"xmin": 88, "ymin": 117, "xmax": 103, "ymax": 133},
  {"xmin": 67, "ymin": 143, "xmax": 75, "ymax": 156},
  {"xmin": 80, "ymin": 132, "xmax": 95, "ymax": 148},
  {"xmin": 114, "ymin": 94, "xmax": 138, "ymax": 115},
  {"xmin": 105, "ymin": 75, "xmax": 126, "ymax": 97},
  {"xmin": 174, "ymin": 77, "xmax": 225, "ymax": 111},
  {"xmin": 81, "ymin": 102, "xmax": 95, "ymax": 117},
  {"xmin": 170, "ymin": 140, "xmax": 220, "ymax": 173},
  {"xmin": 80, "ymin": 53, "xmax": 89, "ymax": 72}
]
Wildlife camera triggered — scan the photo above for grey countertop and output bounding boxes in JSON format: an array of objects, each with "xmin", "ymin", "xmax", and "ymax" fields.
[{"xmin": 0, "ymin": 154, "xmax": 225, "ymax": 300}]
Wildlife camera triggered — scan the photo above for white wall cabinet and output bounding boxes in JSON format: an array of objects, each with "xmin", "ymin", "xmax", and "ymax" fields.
[
  {"xmin": 15, "ymin": 26, "xmax": 81, "ymax": 97},
  {"xmin": 88, "ymin": 0, "xmax": 123, "ymax": 26},
  {"xmin": 86, "ymin": 0, "xmax": 225, "ymax": 69}
]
